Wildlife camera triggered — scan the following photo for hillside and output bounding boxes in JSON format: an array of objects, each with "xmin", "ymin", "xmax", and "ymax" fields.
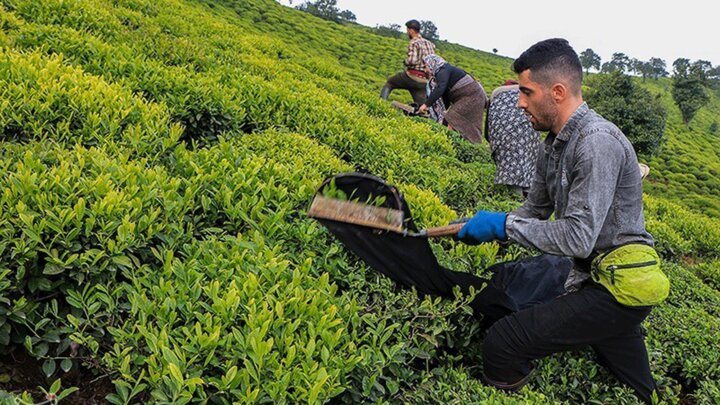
[{"xmin": 0, "ymin": 0, "xmax": 719, "ymax": 403}]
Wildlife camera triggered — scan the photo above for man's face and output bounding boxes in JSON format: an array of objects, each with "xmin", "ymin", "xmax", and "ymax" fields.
[
  {"xmin": 406, "ymin": 27, "xmax": 413, "ymax": 39},
  {"xmin": 517, "ymin": 70, "xmax": 559, "ymax": 132}
]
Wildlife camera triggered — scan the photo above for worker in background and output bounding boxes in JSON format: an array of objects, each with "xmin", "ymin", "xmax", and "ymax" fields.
[
  {"xmin": 418, "ymin": 55, "xmax": 487, "ymax": 144},
  {"xmin": 379, "ymin": 19, "xmax": 435, "ymax": 105},
  {"xmin": 487, "ymin": 80, "xmax": 541, "ymax": 196}
]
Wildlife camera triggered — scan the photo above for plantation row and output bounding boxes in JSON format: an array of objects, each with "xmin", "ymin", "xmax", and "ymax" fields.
[
  {"xmin": 1, "ymin": 0, "xmax": 719, "ymax": 403},
  {"xmin": 639, "ymin": 81, "xmax": 720, "ymax": 217}
]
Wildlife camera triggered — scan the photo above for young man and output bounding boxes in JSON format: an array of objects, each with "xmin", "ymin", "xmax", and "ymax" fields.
[
  {"xmin": 456, "ymin": 38, "xmax": 665, "ymax": 403},
  {"xmin": 379, "ymin": 20, "xmax": 435, "ymax": 104}
]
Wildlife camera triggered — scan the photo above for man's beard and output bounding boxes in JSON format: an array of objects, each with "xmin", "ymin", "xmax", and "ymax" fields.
[{"xmin": 531, "ymin": 97, "xmax": 558, "ymax": 132}]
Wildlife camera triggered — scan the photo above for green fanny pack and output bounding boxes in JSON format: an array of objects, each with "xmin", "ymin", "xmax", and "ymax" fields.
[{"xmin": 591, "ymin": 244, "xmax": 670, "ymax": 307}]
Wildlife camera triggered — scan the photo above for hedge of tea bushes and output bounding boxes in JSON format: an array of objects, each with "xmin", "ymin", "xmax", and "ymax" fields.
[
  {"xmin": 640, "ymin": 79, "xmax": 720, "ymax": 218},
  {"xmin": 205, "ymin": 0, "xmax": 514, "ymax": 91},
  {"xmin": 692, "ymin": 260, "xmax": 720, "ymax": 291},
  {"xmin": 0, "ymin": 128, "xmax": 508, "ymax": 402},
  {"xmin": 8, "ymin": 21, "xmax": 251, "ymax": 144},
  {"xmin": 631, "ymin": 263, "xmax": 720, "ymax": 404},
  {"xmin": 695, "ymin": 380, "xmax": 720, "ymax": 405},
  {"xmin": 104, "ymin": 235, "xmax": 363, "ymax": 404},
  {"xmin": 0, "ymin": 142, "xmax": 194, "ymax": 358},
  {"xmin": 0, "ymin": 48, "xmax": 181, "ymax": 157},
  {"xmin": 643, "ymin": 194, "xmax": 720, "ymax": 259},
  {"xmin": 162, "ymin": 133, "xmax": 508, "ymax": 401}
]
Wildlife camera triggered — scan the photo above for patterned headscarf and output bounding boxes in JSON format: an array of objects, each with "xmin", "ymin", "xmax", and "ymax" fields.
[
  {"xmin": 423, "ymin": 54, "xmax": 447, "ymax": 76},
  {"xmin": 422, "ymin": 54, "xmax": 447, "ymax": 123}
]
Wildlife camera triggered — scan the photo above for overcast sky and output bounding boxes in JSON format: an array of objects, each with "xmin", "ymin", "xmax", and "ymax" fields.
[{"xmin": 278, "ymin": 0, "xmax": 719, "ymax": 69}]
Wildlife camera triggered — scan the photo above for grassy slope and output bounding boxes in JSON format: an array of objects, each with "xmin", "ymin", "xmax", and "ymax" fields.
[{"xmin": 0, "ymin": 0, "xmax": 718, "ymax": 403}]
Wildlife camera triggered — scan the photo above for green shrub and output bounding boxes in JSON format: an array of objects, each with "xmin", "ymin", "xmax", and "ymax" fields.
[
  {"xmin": 644, "ymin": 194, "xmax": 720, "ymax": 259},
  {"xmin": 105, "ymin": 235, "xmax": 362, "ymax": 404},
  {"xmin": 692, "ymin": 260, "xmax": 720, "ymax": 291},
  {"xmin": 0, "ymin": 49, "xmax": 181, "ymax": 157},
  {"xmin": 585, "ymin": 71, "xmax": 667, "ymax": 155},
  {"xmin": 695, "ymin": 379, "xmax": 720, "ymax": 405},
  {"xmin": 0, "ymin": 141, "xmax": 191, "ymax": 375}
]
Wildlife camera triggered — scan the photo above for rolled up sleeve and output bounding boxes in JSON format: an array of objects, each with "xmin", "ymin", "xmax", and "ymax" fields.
[{"xmin": 506, "ymin": 131, "xmax": 625, "ymax": 258}]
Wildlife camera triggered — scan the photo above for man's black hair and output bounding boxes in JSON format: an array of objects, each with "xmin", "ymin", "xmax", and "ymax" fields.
[
  {"xmin": 513, "ymin": 38, "xmax": 583, "ymax": 93},
  {"xmin": 405, "ymin": 19, "xmax": 421, "ymax": 32}
]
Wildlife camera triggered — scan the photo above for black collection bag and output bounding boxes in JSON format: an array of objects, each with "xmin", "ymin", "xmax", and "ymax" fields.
[{"xmin": 313, "ymin": 172, "xmax": 572, "ymax": 326}]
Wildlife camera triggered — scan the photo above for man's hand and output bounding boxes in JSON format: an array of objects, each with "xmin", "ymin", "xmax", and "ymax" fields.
[
  {"xmin": 417, "ymin": 104, "xmax": 429, "ymax": 114},
  {"xmin": 456, "ymin": 210, "xmax": 508, "ymax": 245}
]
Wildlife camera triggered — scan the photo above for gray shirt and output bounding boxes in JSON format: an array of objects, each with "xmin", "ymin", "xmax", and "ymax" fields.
[{"xmin": 506, "ymin": 103, "xmax": 654, "ymax": 260}]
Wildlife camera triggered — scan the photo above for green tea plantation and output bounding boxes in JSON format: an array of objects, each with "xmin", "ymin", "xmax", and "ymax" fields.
[{"xmin": 1, "ymin": 0, "xmax": 719, "ymax": 403}]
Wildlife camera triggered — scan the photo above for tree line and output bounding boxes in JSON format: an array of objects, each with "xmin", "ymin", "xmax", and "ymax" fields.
[
  {"xmin": 580, "ymin": 49, "xmax": 718, "ymax": 125},
  {"xmin": 290, "ymin": 0, "xmax": 441, "ymax": 41},
  {"xmin": 292, "ymin": 0, "xmax": 357, "ymax": 23}
]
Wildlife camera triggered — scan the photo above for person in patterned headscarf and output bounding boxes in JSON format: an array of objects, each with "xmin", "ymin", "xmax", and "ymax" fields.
[
  {"xmin": 418, "ymin": 55, "xmax": 488, "ymax": 144},
  {"xmin": 487, "ymin": 80, "xmax": 541, "ymax": 197}
]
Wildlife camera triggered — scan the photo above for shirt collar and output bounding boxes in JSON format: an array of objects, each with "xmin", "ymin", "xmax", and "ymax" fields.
[{"xmin": 556, "ymin": 102, "xmax": 589, "ymax": 141}]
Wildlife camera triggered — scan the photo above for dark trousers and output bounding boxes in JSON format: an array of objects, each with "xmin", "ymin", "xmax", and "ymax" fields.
[
  {"xmin": 383, "ymin": 70, "xmax": 428, "ymax": 104},
  {"xmin": 483, "ymin": 282, "xmax": 656, "ymax": 404}
]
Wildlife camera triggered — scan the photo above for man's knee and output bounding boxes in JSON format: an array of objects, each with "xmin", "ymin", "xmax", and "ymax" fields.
[{"xmin": 385, "ymin": 71, "xmax": 406, "ymax": 88}]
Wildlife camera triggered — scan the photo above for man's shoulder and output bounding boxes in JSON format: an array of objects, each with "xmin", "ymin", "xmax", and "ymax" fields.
[
  {"xmin": 576, "ymin": 110, "xmax": 633, "ymax": 155},
  {"xmin": 579, "ymin": 109, "xmax": 625, "ymax": 139},
  {"xmin": 410, "ymin": 37, "xmax": 434, "ymax": 46}
]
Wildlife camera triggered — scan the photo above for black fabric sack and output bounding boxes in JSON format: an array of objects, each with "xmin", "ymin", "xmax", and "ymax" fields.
[{"xmin": 313, "ymin": 172, "xmax": 572, "ymax": 325}]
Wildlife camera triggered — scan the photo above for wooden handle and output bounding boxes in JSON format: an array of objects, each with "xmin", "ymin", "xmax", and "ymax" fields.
[{"xmin": 424, "ymin": 222, "xmax": 466, "ymax": 238}]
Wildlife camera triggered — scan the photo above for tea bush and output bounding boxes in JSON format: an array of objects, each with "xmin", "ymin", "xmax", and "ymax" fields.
[
  {"xmin": 105, "ymin": 235, "xmax": 362, "ymax": 404},
  {"xmin": 644, "ymin": 195, "xmax": 720, "ymax": 259},
  {"xmin": 0, "ymin": 49, "xmax": 181, "ymax": 157},
  {"xmin": 0, "ymin": 141, "xmax": 192, "ymax": 376},
  {"xmin": 692, "ymin": 260, "xmax": 720, "ymax": 290}
]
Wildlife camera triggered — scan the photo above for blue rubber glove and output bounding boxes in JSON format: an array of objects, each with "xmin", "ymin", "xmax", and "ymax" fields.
[{"xmin": 456, "ymin": 210, "xmax": 508, "ymax": 245}]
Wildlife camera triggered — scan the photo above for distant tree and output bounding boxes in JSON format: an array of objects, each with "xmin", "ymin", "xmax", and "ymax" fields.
[
  {"xmin": 672, "ymin": 58, "xmax": 709, "ymax": 126},
  {"xmin": 295, "ymin": 0, "xmax": 356, "ymax": 23},
  {"xmin": 631, "ymin": 59, "xmax": 656, "ymax": 81},
  {"xmin": 707, "ymin": 65, "xmax": 720, "ymax": 89},
  {"xmin": 690, "ymin": 60, "xmax": 713, "ymax": 84},
  {"xmin": 601, "ymin": 52, "xmax": 631, "ymax": 74},
  {"xmin": 419, "ymin": 20, "xmax": 439, "ymax": 42},
  {"xmin": 672, "ymin": 58, "xmax": 691, "ymax": 77},
  {"xmin": 579, "ymin": 48, "xmax": 601, "ymax": 74},
  {"xmin": 338, "ymin": 9, "xmax": 356, "ymax": 22},
  {"xmin": 585, "ymin": 71, "xmax": 667, "ymax": 155},
  {"xmin": 373, "ymin": 23, "xmax": 403, "ymax": 39},
  {"xmin": 493, "ymin": 48, "xmax": 498, "ymax": 54},
  {"xmin": 708, "ymin": 65, "xmax": 720, "ymax": 81},
  {"xmin": 648, "ymin": 57, "xmax": 668, "ymax": 79}
]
